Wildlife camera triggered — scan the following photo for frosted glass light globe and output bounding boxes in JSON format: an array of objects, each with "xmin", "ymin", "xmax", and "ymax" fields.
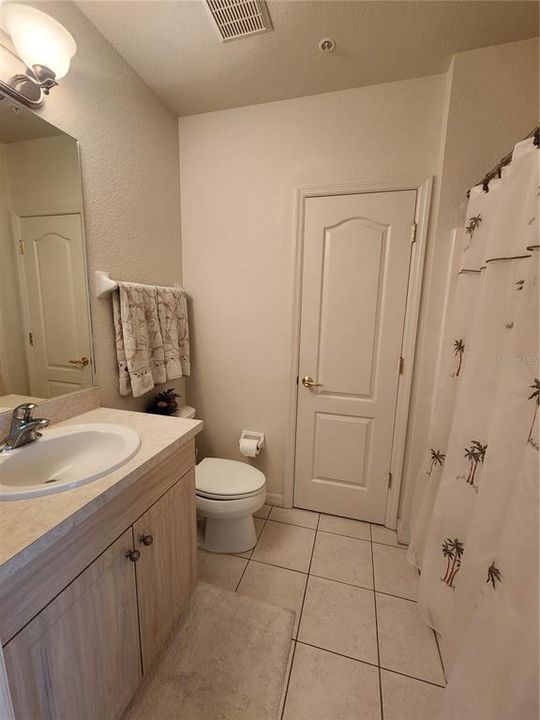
[{"xmin": 2, "ymin": 3, "xmax": 76, "ymax": 79}]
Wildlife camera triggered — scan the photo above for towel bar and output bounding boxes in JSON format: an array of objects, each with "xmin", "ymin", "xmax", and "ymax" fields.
[{"xmin": 94, "ymin": 271, "xmax": 183, "ymax": 298}]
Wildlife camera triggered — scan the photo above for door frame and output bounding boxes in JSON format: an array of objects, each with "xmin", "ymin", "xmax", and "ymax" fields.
[{"xmin": 283, "ymin": 176, "xmax": 433, "ymax": 529}]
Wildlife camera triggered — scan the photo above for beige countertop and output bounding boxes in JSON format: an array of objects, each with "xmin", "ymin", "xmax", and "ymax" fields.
[{"xmin": 0, "ymin": 407, "xmax": 203, "ymax": 585}]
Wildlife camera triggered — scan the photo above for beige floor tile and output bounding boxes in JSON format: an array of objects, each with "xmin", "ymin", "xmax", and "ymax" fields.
[
  {"xmin": 381, "ymin": 670, "xmax": 443, "ymax": 720},
  {"xmin": 371, "ymin": 524, "xmax": 402, "ymax": 547},
  {"xmin": 252, "ymin": 520, "xmax": 315, "ymax": 572},
  {"xmin": 377, "ymin": 593, "xmax": 445, "ymax": 685},
  {"xmin": 269, "ymin": 506, "xmax": 319, "ymax": 529},
  {"xmin": 310, "ymin": 531, "xmax": 373, "ymax": 588},
  {"xmin": 318, "ymin": 514, "xmax": 371, "ymax": 540},
  {"xmin": 298, "ymin": 576, "xmax": 378, "ymax": 664},
  {"xmin": 254, "ymin": 503, "xmax": 272, "ymax": 519},
  {"xmin": 237, "ymin": 561, "xmax": 307, "ymax": 637},
  {"xmin": 197, "ymin": 550, "xmax": 247, "ymax": 591},
  {"xmin": 283, "ymin": 643, "xmax": 381, "ymax": 720},
  {"xmin": 373, "ymin": 543, "xmax": 419, "ymax": 600}
]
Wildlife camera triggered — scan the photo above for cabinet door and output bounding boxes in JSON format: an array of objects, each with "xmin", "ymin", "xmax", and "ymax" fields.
[
  {"xmin": 134, "ymin": 470, "xmax": 197, "ymax": 670},
  {"xmin": 4, "ymin": 529, "xmax": 141, "ymax": 720}
]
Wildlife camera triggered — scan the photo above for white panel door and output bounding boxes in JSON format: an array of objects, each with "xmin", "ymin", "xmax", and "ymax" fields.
[
  {"xmin": 294, "ymin": 191, "xmax": 417, "ymax": 522},
  {"xmin": 18, "ymin": 214, "xmax": 93, "ymax": 398}
]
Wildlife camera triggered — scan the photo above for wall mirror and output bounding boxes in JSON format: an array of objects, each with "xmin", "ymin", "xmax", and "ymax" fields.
[{"xmin": 0, "ymin": 96, "xmax": 94, "ymax": 414}]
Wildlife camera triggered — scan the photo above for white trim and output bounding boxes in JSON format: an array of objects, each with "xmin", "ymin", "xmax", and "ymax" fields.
[
  {"xmin": 265, "ymin": 492, "xmax": 283, "ymax": 507},
  {"xmin": 282, "ymin": 176, "xmax": 433, "ymax": 531}
]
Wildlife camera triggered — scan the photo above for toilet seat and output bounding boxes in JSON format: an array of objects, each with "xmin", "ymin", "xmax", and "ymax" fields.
[{"xmin": 195, "ymin": 458, "xmax": 265, "ymax": 500}]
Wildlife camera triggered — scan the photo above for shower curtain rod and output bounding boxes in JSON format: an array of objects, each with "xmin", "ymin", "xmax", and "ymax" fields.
[{"xmin": 467, "ymin": 124, "xmax": 540, "ymax": 198}]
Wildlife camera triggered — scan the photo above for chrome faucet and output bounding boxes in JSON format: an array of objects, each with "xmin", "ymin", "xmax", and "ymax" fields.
[{"xmin": 0, "ymin": 403, "xmax": 50, "ymax": 453}]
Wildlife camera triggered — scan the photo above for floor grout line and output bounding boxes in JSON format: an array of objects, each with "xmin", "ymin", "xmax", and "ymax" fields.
[
  {"xmin": 296, "ymin": 639, "xmax": 379, "ymax": 670},
  {"xmin": 379, "ymin": 665, "xmax": 447, "ymax": 689},
  {"xmin": 239, "ymin": 554, "xmax": 417, "ymax": 604},
  {"xmin": 293, "ymin": 640, "xmax": 446, "ymax": 689},
  {"xmin": 279, "ymin": 640, "xmax": 297, "ymax": 720},
  {"xmin": 432, "ymin": 626, "xmax": 447, "ymax": 685},
  {"xmin": 265, "ymin": 516, "xmax": 320, "ymax": 531},
  {"xmin": 369, "ymin": 530, "xmax": 385, "ymax": 720},
  {"xmin": 234, "ymin": 514, "xmax": 270, "ymax": 591},
  {"xmin": 280, "ymin": 513, "xmax": 320, "ymax": 718}
]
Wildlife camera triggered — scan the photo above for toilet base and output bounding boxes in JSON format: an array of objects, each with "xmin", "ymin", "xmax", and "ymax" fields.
[{"xmin": 198, "ymin": 514, "xmax": 257, "ymax": 554}]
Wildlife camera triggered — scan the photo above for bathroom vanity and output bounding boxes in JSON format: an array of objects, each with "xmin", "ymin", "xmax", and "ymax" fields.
[{"xmin": 0, "ymin": 407, "xmax": 203, "ymax": 720}]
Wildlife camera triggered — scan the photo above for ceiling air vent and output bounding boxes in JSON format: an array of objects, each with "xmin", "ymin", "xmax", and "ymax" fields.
[{"xmin": 206, "ymin": 0, "xmax": 273, "ymax": 42}]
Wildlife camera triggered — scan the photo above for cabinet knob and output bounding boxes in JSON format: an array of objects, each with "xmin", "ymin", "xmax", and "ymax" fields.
[
  {"xmin": 140, "ymin": 534, "xmax": 154, "ymax": 547},
  {"xmin": 126, "ymin": 549, "xmax": 141, "ymax": 562}
]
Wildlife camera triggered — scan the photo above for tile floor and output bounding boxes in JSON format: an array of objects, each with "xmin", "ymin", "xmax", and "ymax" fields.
[{"xmin": 198, "ymin": 504, "xmax": 446, "ymax": 720}]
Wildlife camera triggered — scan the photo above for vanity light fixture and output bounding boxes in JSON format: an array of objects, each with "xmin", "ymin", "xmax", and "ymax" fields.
[{"xmin": 0, "ymin": 3, "xmax": 76, "ymax": 108}]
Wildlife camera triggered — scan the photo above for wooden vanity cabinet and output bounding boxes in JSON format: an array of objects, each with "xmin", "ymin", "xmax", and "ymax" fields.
[
  {"xmin": 134, "ymin": 468, "xmax": 197, "ymax": 670},
  {"xmin": 4, "ymin": 529, "xmax": 141, "ymax": 720},
  {"xmin": 3, "ymin": 447, "xmax": 198, "ymax": 720}
]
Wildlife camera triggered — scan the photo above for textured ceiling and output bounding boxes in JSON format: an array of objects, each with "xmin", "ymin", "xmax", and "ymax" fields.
[{"xmin": 76, "ymin": 1, "xmax": 539, "ymax": 116}]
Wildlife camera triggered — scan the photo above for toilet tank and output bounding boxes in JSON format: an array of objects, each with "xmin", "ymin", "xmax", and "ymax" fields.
[{"xmin": 175, "ymin": 405, "xmax": 196, "ymax": 419}]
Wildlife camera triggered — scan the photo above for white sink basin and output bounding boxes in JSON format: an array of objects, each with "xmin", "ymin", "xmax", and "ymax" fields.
[{"xmin": 0, "ymin": 423, "xmax": 141, "ymax": 501}]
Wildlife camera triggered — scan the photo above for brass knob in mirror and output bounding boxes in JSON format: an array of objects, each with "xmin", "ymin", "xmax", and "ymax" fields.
[
  {"xmin": 69, "ymin": 356, "xmax": 89, "ymax": 367},
  {"xmin": 140, "ymin": 534, "xmax": 154, "ymax": 547},
  {"xmin": 126, "ymin": 549, "xmax": 141, "ymax": 562}
]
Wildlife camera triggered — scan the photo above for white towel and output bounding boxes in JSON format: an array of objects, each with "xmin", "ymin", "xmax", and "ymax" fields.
[{"xmin": 112, "ymin": 282, "xmax": 190, "ymax": 398}]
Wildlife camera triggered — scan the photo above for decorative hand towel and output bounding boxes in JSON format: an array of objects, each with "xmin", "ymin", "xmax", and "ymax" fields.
[
  {"xmin": 156, "ymin": 286, "xmax": 190, "ymax": 378},
  {"xmin": 112, "ymin": 282, "xmax": 190, "ymax": 398}
]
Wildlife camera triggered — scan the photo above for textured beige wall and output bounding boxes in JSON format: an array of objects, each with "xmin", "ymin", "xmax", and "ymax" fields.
[
  {"xmin": 399, "ymin": 37, "xmax": 539, "ymax": 537},
  {"xmin": 20, "ymin": 1, "xmax": 183, "ymax": 412},
  {"xmin": 179, "ymin": 74, "xmax": 446, "ymax": 500}
]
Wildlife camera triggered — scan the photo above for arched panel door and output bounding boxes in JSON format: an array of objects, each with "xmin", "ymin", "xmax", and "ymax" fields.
[
  {"xmin": 294, "ymin": 191, "xmax": 416, "ymax": 522},
  {"xmin": 18, "ymin": 214, "xmax": 93, "ymax": 397}
]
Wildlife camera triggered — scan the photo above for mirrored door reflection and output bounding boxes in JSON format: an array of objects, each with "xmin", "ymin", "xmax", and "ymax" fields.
[{"xmin": 0, "ymin": 97, "xmax": 94, "ymax": 413}]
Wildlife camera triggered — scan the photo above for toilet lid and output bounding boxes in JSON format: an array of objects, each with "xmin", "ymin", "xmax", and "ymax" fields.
[{"xmin": 195, "ymin": 458, "xmax": 265, "ymax": 498}]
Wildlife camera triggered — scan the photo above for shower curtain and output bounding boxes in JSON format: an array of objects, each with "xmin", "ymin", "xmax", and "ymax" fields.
[{"xmin": 407, "ymin": 136, "xmax": 539, "ymax": 719}]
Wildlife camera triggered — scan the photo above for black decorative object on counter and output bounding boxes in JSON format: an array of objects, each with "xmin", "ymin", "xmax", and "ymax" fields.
[{"xmin": 146, "ymin": 388, "xmax": 181, "ymax": 416}]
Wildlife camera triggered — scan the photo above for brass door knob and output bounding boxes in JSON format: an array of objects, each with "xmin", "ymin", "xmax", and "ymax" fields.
[
  {"xmin": 69, "ymin": 356, "xmax": 90, "ymax": 367},
  {"xmin": 140, "ymin": 534, "xmax": 154, "ymax": 547},
  {"xmin": 302, "ymin": 375, "xmax": 323, "ymax": 388},
  {"xmin": 126, "ymin": 549, "xmax": 141, "ymax": 562}
]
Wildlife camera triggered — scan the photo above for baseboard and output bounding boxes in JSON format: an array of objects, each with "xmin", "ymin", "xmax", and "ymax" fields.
[
  {"xmin": 265, "ymin": 492, "xmax": 283, "ymax": 507},
  {"xmin": 396, "ymin": 518, "xmax": 411, "ymax": 545}
]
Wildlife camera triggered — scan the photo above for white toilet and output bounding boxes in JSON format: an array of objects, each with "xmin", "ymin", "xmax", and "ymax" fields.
[{"xmin": 177, "ymin": 406, "xmax": 266, "ymax": 554}]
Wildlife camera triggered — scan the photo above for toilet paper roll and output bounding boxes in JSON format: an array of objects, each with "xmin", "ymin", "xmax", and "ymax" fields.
[{"xmin": 240, "ymin": 437, "xmax": 260, "ymax": 457}]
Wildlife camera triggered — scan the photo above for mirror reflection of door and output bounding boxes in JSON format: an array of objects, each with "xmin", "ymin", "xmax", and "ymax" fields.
[
  {"xmin": 15, "ymin": 214, "xmax": 93, "ymax": 398},
  {"xmin": 0, "ymin": 101, "xmax": 94, "ymax": 412}
]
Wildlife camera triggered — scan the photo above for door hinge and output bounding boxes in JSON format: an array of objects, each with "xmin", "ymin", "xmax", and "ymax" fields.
[
  {"xmin": 18, "ymin": 239, "xmax": 25, "ymax": 255},
  {"xmin": 388, "ymin": 472, "xmax": 393, "ymax": 489},
  {"xmin": 399, "ymin": 356, "xmax": 404, "ymax": 374},
  {"xmin": 409, "ymin": 223, "xmax": 417, "ymax": 244}
]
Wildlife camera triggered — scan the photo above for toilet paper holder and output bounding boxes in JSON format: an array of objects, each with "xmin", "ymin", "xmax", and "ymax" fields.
[{"xmin": 239, "ymin": 430, "xmax": 265, "ymax": 456}]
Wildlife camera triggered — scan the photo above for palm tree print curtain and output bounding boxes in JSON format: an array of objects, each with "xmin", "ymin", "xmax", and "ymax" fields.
[{"xmin": 407, "ymin": 136, "xmax": 539, "ymax": 719}]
